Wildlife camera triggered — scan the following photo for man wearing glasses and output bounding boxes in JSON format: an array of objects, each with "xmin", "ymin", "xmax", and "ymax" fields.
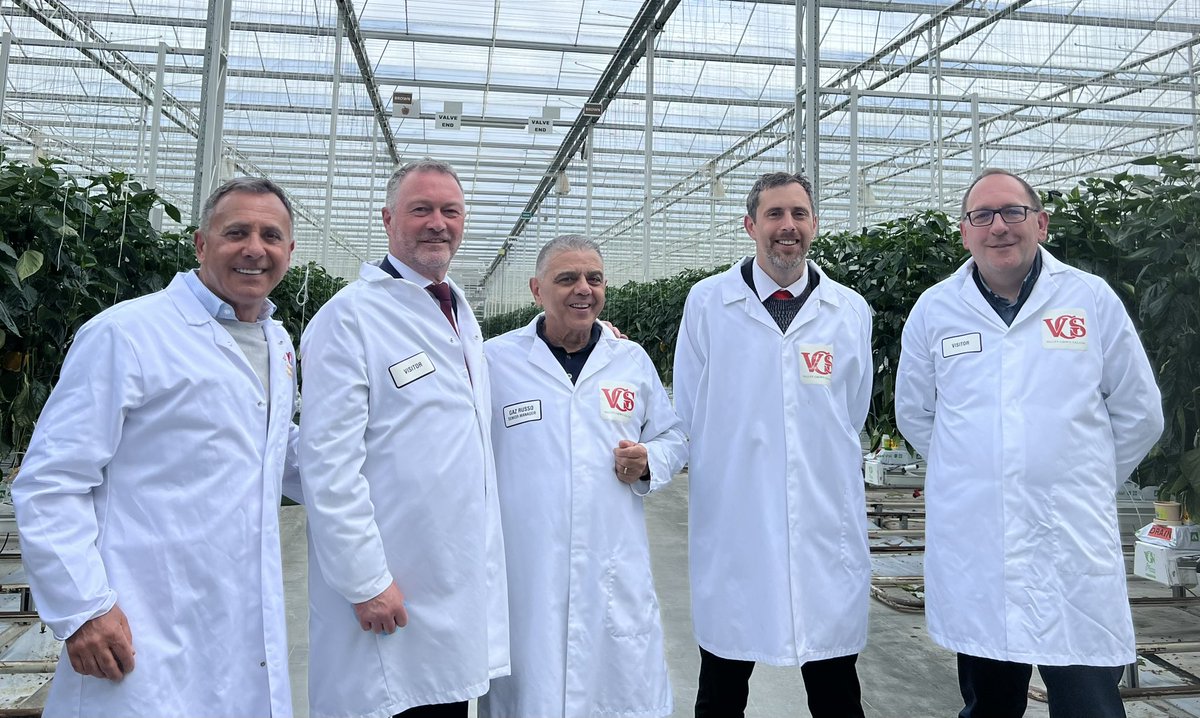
[{"xmin": 896, "ymin": 168, "xmax": 1163, "ymax": 718}]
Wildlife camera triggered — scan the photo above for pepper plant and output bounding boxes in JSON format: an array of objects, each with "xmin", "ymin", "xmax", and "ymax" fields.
[
  {"xmin": 1046, "ymin": 155, "xmax": 1200, "ymax": 513},
  {"xmin": 0, "ymin": 150, "xmax": 191, "ymax": 456}
]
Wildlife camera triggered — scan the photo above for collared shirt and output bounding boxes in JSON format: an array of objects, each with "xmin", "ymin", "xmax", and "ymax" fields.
[
  {"xmin": 387, "ymin": 254, "xmax": 439, "ymax": 286},
  {"xmin": 536, "ymin": 316, "xmax": 602, "ymax": 385},
  {"xmin": 183, "ymin": 269, "xmax": 276, "ymax": 322},
  {"xmin": 380, "ymin": 255, "xmax": 460, "ymax": 324},
  {"xmin": 972, "ymin": 251, "xmax": 1042, "ymax": 326},
  {"xmin": 751, "ymin": 258, "xmax": 809, "ymax": 302},
  {"xmin": 741, "ymin": 258, "xmax": 820, "ymax": 332}
]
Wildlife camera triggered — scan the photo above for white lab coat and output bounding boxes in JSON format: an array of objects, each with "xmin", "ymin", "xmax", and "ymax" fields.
[
  {"xmin": 895, "ymin": 247, "xmax": 1164, "ymax": 666},
  {"xmin": 480, "ymin": 317, "xmax": 687, "ymax": 718},
  {"xmin": 673, "ymin": 260, "xmax": 873, "ymax": 665},
  {"xmin": 13, "ymin": 273, "xmax": 298, "ymax": 718},
  {"xmin": 299, "ymin": 262, "xmax": 509, "ymax": 718}
]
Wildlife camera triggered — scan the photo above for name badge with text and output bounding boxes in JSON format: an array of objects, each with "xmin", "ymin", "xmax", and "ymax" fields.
[
  {"xmin": 389, "ymin": 352, "xmax": 435, "ymax": 388},
  {"xmin": 941, "ymin": 332, "xmax": 982, "ymax": 358},
  {"xmin": 503, "ymin": 400, "xmax": 542, "ymax": 428}
]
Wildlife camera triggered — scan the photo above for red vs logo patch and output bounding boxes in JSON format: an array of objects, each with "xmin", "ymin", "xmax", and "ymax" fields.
[
  {"xmin": 601, "ymin": 386, "xmax": 636, "ymax": 412},
  {"xmin": 801, "ymin": 350, "xmax": 833, "ymax": 376},
  {"xmin": 798, "ymin": 344, "xmax": 835, "ymax": 385},
  {"xmin": 1042, "ymin": 314, "xmax": 1086, "ymax": 339},
  {"xmin": 600, "ymin": 381, "xmax": 637, "ymax": 421},
  {"xmin": 1041, "ymin": 309, "xmax": 1088, "ymax": 351}
]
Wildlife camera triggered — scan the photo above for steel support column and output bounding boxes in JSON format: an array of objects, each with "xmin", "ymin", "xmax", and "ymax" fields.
[{"xmin": 192, "ymin": 0, "xmax": 231, "ymax": 222}]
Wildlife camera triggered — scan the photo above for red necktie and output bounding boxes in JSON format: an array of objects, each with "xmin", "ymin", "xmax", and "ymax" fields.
[
  {"xmin": 427, "ymin": 282, "xmax": 458, "ymax": 333},
  {"xmin": 769, "ymin": 289, "xmax": 793, "ymax": 300}
]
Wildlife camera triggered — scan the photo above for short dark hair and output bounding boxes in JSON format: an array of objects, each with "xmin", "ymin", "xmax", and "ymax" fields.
[
  {"xmin": 960, "ymin": 168, "xmax": 1043, "ymax": 218},
  {"xmin": 200, "ymin": 177, "xmax": 295, "ymax": 233},
  {"xmin": 386, "ymin": 158, "xmax": 463, "ymax": 211},
  {"xmin": 746, "ymin": 172, "xmax": 815, "ymax": 219},
  {"xmin": 535, "ymin": 234, "xmax": 603, "ymax": 279}
]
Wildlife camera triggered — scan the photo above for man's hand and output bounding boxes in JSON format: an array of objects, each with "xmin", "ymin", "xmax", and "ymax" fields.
[
  {"xmin": 353, "ymin": 582, "xmax": 408, "ymax": 634},
  {"xmin": 66, "ymin": 604, "xmax": 135, "ymax": 681},
  {"xmin": 601, "ymin": 320, "xmax": 628, "ymax": 340},
  {"xmin": 614, "ymin": 440, "xmax": 649, "ymax": 484}
]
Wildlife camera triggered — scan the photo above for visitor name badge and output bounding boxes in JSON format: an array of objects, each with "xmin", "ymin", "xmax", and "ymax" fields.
[
  {"xmin": 941, "ymin": 332, "xmax": 981, "ymax": 358},
  {"xmin": 389, "ymin": 351, "xmax": 435, "ymax": 388},
  {"xmin": 1041, "ymin": 308, "xmax": 1088, "ymax": 350},
  {"xmin": 799, "ymin": 344, "xmax": 834, "ymax": 385},
  {"xmin": 503, "ymin": 399, "xmax": 542, "ymax": 428},
  {"xmin": 600, "ymin": 381, "xmax": 637, "ymax": 422}
]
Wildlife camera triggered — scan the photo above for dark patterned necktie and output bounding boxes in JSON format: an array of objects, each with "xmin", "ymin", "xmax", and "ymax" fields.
[{"xmin": 427, "ymin": 282, "xmax": 457, "ymax": 333}]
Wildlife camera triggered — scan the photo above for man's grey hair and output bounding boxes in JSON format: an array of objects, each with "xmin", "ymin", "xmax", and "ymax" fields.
[
  {"xmin": 534, "ymin": 234, "xmax": 603, "ymax": 279},
  {"xmin": 960, "ymin": 168, "xmax": 1043, "ymax": 218},
  {"xmin": 385, "ymin": 158, "xmax": 463, "ymax": 211},
  {"xmin": 746, "ymin": 172, "xmax": 815, "ymax": 219},
  {"xmin": 199, "ymin": 177, "xmax": 295, "ymax": 233}
]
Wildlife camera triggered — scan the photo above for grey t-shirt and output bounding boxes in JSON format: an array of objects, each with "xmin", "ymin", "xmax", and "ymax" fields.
[{"xmin": 219, "ymin": 318, "xmax": 271, "ymax": 400}]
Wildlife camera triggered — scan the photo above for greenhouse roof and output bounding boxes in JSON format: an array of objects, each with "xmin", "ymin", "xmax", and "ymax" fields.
[{"xmin": 3, "ymin": 0, "xmax": 1198, "ymax": 307}]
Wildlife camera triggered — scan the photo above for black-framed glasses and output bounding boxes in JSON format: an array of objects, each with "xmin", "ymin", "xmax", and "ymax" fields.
[{"xmin": 963, "ymin": 205, "xmax": 1037, "ymax": 227}]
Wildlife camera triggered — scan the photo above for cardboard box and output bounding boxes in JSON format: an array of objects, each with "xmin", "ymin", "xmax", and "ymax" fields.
[
  {"xmin": 864, "ymin": 460, "xmax": 886, "ymax": 486},
  {"xmin": 1133, "ymin": 541, "xmax": 1200, "ymax": 587}
]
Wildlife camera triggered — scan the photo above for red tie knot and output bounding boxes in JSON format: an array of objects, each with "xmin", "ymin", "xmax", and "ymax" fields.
[{"xmin": 769, "ymin": 289, "xmax": 793, "ymax": 300}]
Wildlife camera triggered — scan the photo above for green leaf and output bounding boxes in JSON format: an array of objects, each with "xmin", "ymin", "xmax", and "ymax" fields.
[
  {"xmin": 0, "ymin": 262, "xmax": 19, "ymax": 290},
  {"xmin": 0, "ymin": 302, "xmax": 19, "ymax": 338},
  {"xmin": 16, "ymin": 250, "xmax": 44, "ymax": 282}
]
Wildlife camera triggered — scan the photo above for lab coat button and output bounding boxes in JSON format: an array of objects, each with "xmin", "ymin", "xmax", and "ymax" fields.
[{"xmin": 260, "ymin": 661, "xmax": 266, "ymax": 667}]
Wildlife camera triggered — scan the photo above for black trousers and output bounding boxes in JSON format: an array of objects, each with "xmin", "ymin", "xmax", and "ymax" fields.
[
  {"xmin": 394, "ymin": 701, "xmax": 468, "ymax": 718},
  {"xmin": 694, "ymin": 645, "xmax": 865, "ymax": 718},
  {"xmin": 957, "ymin": 654, "xmax": 1126, "ymax": 718}
]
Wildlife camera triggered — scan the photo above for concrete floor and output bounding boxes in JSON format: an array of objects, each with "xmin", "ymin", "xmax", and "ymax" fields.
[{"xmin": 281, "ymin": 473, "xmax": 1200, "ymax": 718}]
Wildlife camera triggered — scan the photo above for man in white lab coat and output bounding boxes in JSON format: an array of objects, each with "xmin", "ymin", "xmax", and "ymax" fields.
[
  {"xmin": 673, "ymin": 172, "xmax": 872, "ymax": 718},
  {"xmin": 14, "ymin": 177, "xmax": 300, "ymax": 718},
  {"xmin": 299, "ymin": 159, "xmax": 508, "ymax": 718},
  {"xmin": 481, "ymin": 235, "xmax": 687, "ymax": 718},
  {"xmin": 895, "ymin": 168, "xmax": 1164, "ymax": 718}
]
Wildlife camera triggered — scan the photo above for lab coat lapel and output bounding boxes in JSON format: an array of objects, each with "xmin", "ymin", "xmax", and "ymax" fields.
[
  {"xmin": 575, "ymin": 325, "xmax": 614, "ymax": 386},
  {"xmin": 783, "ymin": 263, "xmax": 837, "ymax": 336},
  {"xmin": 1008, "ymin": 247, "xmax": 1059, "ymax": 330},
  {"xmin": 165, "ymin": 275, "xmax": 263, "ymax": 394},
  {"xmin": 954, "ymin": 260, "xmax": 1008, "ymax": 330},
  {"xmin": 520, "ymin": 315, "xmax": 575, "ymax": 389},
  {"xmin": 719, "ymin": 261, "xmax": 779, "ymax": 333}
]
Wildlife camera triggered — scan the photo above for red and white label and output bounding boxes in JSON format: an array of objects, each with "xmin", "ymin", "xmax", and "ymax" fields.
[
  {"xmin": 799, "ymin": 344, "xmax": 834, "ymax": 385},
  {"xmin": 1148, "ymin": 523, "xmax": 1175, "ymax": 541},
  {"xmin": 1041, "ymin": 308, "xmax": 1088, "ymax": 351},
  {"xmin": 600, "ymin": 381, "xmax": 637, "ymax": 422}
]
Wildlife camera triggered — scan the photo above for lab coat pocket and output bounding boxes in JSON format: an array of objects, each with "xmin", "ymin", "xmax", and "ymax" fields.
[
  {"xmin": 1049, "ymin": 485, "xmax": 1121, "ymax": 576},
  {"xmin": 604, "ymin": 555, "xmax": 655, "ymax": 638}
]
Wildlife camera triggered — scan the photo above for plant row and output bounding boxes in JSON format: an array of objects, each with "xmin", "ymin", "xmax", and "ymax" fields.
[{"xmin": 0, "ymin": 150, "xmax": 346, "ymax": 457}]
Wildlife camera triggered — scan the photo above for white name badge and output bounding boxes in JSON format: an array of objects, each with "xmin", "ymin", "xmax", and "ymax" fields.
[
  {"xmin": 798, "ymin": 344, "xmax": 834, "ymax": 385},
  {"xmin": 599, "ymin": 381, "xmax": 637, "ymax": 422},
  {"xmin": 941, "ymin": 332, "xmax": 982, "ymax": 358},
  {"xmin": 503, "ymin": 399, "xmax": 542, "ymax": 428},
  {"xmin": 389, "ymin": 351, "xmax": 436, "ymax": 388},
  {"xmin": 1041, "ymin": 308, "xmax": 1088, "ymax": 350}
]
